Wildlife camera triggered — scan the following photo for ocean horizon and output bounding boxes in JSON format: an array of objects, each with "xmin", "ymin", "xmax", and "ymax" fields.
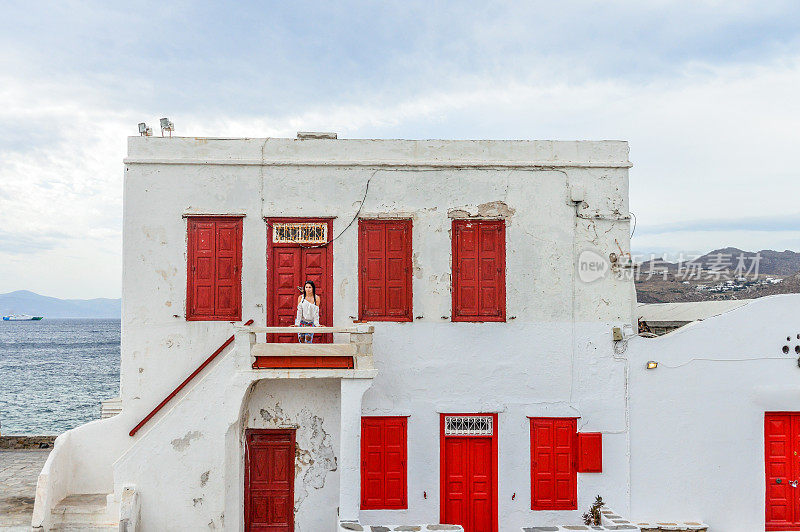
[{"xmin": 0, "ymin": 318, "xmax": 120, "ymax": 435}]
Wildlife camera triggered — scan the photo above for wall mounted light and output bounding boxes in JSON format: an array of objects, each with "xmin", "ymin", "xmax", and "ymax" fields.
[
  {"xmin": 137, "ymin": 122, "xmax": 152, "ymax": 136},
  {"xmin": 646, "ymin": 361, "xmax": 658, "ymax": 370}
]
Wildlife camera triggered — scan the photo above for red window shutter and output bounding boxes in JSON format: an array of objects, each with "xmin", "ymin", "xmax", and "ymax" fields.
[
  {"xmin": 383, "ymin": 417, "xmax": 407, "ymax": 507},
  {"xmin": 360, "ymin": 222, "xmax": 386, "ymax": 318},
  {"xmin": 577, "ymin": 432, "xmax": 602, "ymax": 473},
  {"xmin": 453, "ymin": 220, "xmax": 505, "ymax": 321},
  {"xmin": 361, "ymin": 416, "xmax": 407, "ymax": 509},
  {"xmin": 187, "ymin": 217, "xmax": 242, "ymax": 321},
  {"xmin": 358, "ymin": 220, "xmax": 412, "ymax": 321},
  {"xmin": 385, "ymin": 223, "xmax": 410, "ymax": 319},
  {"xmin": 361, "ymin": 418, "xmax": 385, "ymax": 509},
  {"xmin": 530, "ymin": 417, "xmax": 577, "ymax": 510}
]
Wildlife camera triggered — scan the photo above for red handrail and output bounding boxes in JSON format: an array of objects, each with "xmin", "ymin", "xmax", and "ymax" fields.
[{"xmin": 129, "ymin": 319, "xmax": 254, "ymax": 437}]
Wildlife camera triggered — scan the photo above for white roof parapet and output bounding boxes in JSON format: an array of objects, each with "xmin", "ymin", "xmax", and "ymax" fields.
[{"xmin": 125, "ymin": 137, "xmax": 631, "ymax": 169}]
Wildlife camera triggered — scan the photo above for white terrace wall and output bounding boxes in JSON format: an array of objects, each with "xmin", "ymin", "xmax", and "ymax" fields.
[
  {"xmin": 118, "ymin": 137, "xmax": 635, "ymax": 529},
  {"xmin": 627, "ymin": 294, "xmax": 800, "ymax": 531}
]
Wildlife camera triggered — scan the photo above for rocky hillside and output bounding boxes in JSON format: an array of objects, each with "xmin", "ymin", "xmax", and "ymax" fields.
[{"xmin": 636, "ymin": 248, "xmax": 800, "ymax": 303}]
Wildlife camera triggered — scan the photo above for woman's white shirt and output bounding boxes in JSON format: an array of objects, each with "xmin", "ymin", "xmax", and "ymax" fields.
[{"xmin": 295, "ymin": 298, "xmax": 320, "ymax": 327}]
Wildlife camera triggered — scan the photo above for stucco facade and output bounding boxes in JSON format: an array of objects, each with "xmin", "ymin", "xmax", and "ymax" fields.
[{"xmin": 34, "ymin": 136, "xmax": 644, "ymax": 531}]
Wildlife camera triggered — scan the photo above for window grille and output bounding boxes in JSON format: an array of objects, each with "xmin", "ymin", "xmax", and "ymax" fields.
[
  {"xmin": 444, "ymin": 415, "xmax": 493, "ymax": 436},
  {"xmin": 273, "ymin": 223, "xmax": 327, "ymax": 244}
]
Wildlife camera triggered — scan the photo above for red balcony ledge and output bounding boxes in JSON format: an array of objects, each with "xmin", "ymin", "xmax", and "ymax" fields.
[{"xmin": 234, "ymin": 324, "xmax": 375, "ymax": 370}]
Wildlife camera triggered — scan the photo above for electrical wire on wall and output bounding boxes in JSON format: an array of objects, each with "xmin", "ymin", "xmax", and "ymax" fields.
[{"xmin": 295, "ymin": 169, "xmax": 377, "ymax": 249}]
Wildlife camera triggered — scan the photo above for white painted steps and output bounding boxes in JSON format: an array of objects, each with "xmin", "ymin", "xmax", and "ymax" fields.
[{"xmin": 49, "ymin": 493, "xmax": 117, "ymax": 531}]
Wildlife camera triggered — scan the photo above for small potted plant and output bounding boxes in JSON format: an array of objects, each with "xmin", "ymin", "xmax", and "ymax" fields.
[{"xmin": 582, "ymin": 495, "xmax": 605, "ymax": 526}]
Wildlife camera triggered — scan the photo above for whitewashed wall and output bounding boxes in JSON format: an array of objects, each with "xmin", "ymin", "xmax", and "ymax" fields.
[
  {"xmin": 627, "ymin": 294, "xmax": 800, "ymax": 531},
  {"xmin": 113, "ymin": 137, "xmax": 634, "ymax": 530}
]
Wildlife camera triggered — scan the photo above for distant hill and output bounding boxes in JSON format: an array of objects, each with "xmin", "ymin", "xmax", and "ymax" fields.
[
  {"xmin": 636, "ymin": 247, "xmax": 800, "ymax": 304},
  {"xmin": 640, "ymin": 248, "xmax": 800, "ymax": 275},
  {"xmin": 0, "ymin": 290, "xmax": 120, "ymax": 319}
]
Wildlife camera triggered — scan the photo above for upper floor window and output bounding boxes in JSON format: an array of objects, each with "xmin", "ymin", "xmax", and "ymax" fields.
[
  {"xmin": 358, "ymin": 219, "xmax": 413, "ymax": 322},
  {"xmin": 451, "ymin": 219, "xmax": 506, "ymax": 322},
  {"xmin": 186, "ymin": 216, "xmax": 242, "ymax": 321}
]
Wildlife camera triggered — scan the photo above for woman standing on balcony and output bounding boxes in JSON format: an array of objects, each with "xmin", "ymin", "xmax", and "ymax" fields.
[{"xmin": 295, "ymin": 281, "xmax": 321, "ymax": 343}]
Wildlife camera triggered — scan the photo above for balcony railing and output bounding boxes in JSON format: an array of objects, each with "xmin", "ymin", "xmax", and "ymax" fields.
[{"xmin": 234, "ymin": 324, "xmax": 374, "ymax": 370}]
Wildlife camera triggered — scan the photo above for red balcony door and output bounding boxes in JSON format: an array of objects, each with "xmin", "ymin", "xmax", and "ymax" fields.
[
  {"xmin": 766, "ymin": 412, "xmax": 800, "ymax": 530},
  {"xmin": 244, "ymin": 429, "xmax": 295, "ymax": 532},
  {"xmin": 266, "ymin": 218, "xmax": 333, "ymax": 344},
  {"xmin": 440, "ymin": 414, "xmax": 497, "ymax": 532}
]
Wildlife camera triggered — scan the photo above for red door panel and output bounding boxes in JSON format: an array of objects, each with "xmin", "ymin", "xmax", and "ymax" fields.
[
  {"xmin": 444, "ymin": 438, "xmax": 468, "ymax": 528},
  {"xmin": 531, "ymin": 417, "xmax": 577, "ymax": 511},
  {"xmin": 766, "ymin": 412, "xmax": 800, "ymax": 530},
  {"xmin": 441, "ymin": 414, "xmax": 497, "ymax": 532},
  {"xmin": 245, "ymin": 430, "xmax": 295, "ymax": 532}
]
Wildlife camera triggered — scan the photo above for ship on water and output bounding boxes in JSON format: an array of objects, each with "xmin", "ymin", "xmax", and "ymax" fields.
[{"xmin": 2, "ymin": 314, "xmax": 44, "ymax": 321}]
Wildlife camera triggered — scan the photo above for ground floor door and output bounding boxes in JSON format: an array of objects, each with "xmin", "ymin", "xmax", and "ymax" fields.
[
  {"xmin": 245, "ymin": 429, "xmax": 295, "ymax": 532},
  {"xmin": 440, "ymin": 414, "xmax": 497, "ymax": 532},
  {"xmin": 766, "ymin": 412, "xmax": 800, "ymax": 530}
]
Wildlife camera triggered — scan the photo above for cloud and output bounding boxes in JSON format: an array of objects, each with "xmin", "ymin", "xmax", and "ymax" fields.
[
  {"xmin": 2, "ymin": 1, "xmax": 800, "ymax": 296},
  {"xmin": 636, "ymin": 215, "xmax": 800, "ymax": 235},
  {"xmin": 0, "ymin": 230, "xmax": 70, "ymax": 254}
]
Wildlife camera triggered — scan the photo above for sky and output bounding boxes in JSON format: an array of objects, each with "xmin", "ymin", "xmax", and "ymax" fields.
[{"xmin": 1, "ymin": 1, "xmax": 800, "ymax": 299}]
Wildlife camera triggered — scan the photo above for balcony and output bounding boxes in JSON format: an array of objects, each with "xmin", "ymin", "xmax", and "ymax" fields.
[{"xmin": 233, "ymin": 324, "xmax": 375, "ymax": 371}]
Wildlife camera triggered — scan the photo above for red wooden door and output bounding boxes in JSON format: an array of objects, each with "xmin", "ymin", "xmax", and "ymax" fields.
[
  {"xmin": 245, "ymin": 430, "xmax": 295, "ymax": 532},
  {"xmin": 266, "ymin": 219, "xmax": 333, "ymax": 344},
  {"xmin": 531, "ymin": 417, "xmax": 577, "ymax": 510},
  {"xmin": 766, "ymin": 413, "xmax": 800, "ymax": 530},
  {"xmin": 441, "ymin": 415, "xmax": 497, "ymax": 532}
]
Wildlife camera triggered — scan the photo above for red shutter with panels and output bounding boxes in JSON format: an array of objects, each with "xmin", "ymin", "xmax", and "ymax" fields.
[
  {"xmin": 361, "ymin": 416, "xmax": 407, "ymax": 509},
  {"xmin": 385, "ymin": 223, "xmax": 410, "ymax": 319},
  {"xmin": 358, "ymin": 220, "xmax": 412, "ymax": 321},
  {"xmin": 452, "ymin": 220, "xmax": 505, "ymax": 321},
  {"xmin": 530, "ymin": 417, "xmax": 577, "ymax": 510},
  {"xmin": 187, "ymin": 217, "xmax": 242, "ymax": 321}
]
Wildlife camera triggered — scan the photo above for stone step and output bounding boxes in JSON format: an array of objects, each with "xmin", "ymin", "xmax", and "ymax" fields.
[
  {"xmin": 50, "ymin": 493, "xmax": 117, "ymax": 527},
  {"xmin": 51, "ymin": 525, "xmax": 117, "ymax": 531}
]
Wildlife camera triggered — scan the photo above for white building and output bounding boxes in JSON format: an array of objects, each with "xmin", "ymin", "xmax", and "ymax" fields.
[{"xmin": 31, "ymin": 134, "xmax": 800, "ymax": 532}]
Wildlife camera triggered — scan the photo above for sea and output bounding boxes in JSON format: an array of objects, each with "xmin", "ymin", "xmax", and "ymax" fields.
[{"xmin": 0, "ymin": 319, "xmax": 120, "ymax": 435}]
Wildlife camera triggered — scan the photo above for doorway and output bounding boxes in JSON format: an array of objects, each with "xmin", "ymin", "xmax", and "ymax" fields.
[
  {"xmin": 766, "ymin": 412, "xmax": 800, "ymax": 530},
  {"xmin": 244, "ymin": 429, "xmax": 295, "ymax": 532},
  {"xmin": 440, "ymin": 413, "xmax": 498, "ymax": 532},
  {"xmin": 263, "ymin": 218, "xmax": 351, "ymax": 368}
]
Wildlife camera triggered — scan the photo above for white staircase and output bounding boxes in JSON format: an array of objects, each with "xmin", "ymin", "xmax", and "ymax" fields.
[
  {"xmin": 48, "ymin": 493, "xmax": 117, "ymax": 531},
  {"xmin": 100, "ymin": 397, "xmax": 122, "ymax": 419}
]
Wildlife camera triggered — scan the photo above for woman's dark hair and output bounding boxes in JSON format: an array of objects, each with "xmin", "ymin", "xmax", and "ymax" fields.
[{"xmin": 303, "ymin": 280, "xmax": 317, "ymax": 301}]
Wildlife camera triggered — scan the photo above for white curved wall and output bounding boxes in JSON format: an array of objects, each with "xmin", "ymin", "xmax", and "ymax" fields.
[{"xmin": 628, "ymin": 294, "xmax": 800, "ymax": 531}]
